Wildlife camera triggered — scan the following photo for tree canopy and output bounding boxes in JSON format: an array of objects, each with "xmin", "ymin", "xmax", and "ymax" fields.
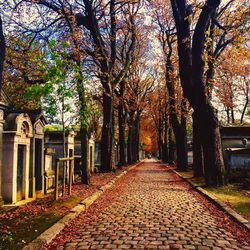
[{"xmin": 0, "ymin": 0, "xmax": 249, "ymax": 186}]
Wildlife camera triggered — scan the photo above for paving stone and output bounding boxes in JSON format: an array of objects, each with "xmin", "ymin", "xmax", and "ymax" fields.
[
  {"xmin": 77, "ymin": 246, "xmax": 90, "ymax": 250},
  {"xmin": 65, "ymin": 243, "xmax": 78, "ymax": 246},
  {"xmin": 169, "ymin": 243, "xmax": 183, "ymax": 249},
  {"xmin": 119, "ymin": 244, "xmax": 131, "ymax": 249},
  {"xmin": 158, "ymin": 246, "xmax": 170, "ymax": 249},
  {"xmin": 60, "ymin": 161, "xmax": 249, "ymax": 250},
  {"xmin": 197, "ymin": 246, "xmax": 211, "ymax": 250},
  {"xmin": 183, "ymin": 245, "xmax": 195, "ymax": 249},
  {"xmin": 104, "ymin": 244, "xmax": 118, "ymax": 249}
]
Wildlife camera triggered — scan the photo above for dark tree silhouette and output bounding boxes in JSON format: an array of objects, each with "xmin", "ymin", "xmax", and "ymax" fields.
[
  {"xmin": 0, "ymin": 15, "xmax": 5, "ymax": 90},
  {"xmin": 171, "ymin": 0, "xmax": 226, "ymax": 186}
]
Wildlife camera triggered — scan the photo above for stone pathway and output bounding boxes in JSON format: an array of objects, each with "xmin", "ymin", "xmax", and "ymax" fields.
[{"xmin": 59, "ymin": 160, "xmax": 249, "ymax": 250}]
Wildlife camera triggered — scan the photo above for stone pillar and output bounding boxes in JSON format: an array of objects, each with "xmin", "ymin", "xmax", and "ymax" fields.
[{"xmin": 0, "ymin": 107, "xmax": 5, "ymax": 205}]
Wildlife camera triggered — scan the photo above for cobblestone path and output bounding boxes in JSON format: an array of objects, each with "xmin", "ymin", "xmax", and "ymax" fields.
[{"xmin": 61, "ymin": 160, "xmax": 250, "ymax": 250}]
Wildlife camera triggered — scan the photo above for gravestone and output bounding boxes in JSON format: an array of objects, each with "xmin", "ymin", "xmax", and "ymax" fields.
[{"xmin": 2, "ymin": 113, "xmax": 33, "ymax": 204}]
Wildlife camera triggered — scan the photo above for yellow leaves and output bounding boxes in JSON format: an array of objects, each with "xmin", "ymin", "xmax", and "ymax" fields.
[
  {"xmin": 203, "ymin": 51, "xmax": 208, "ymax": 65},
  {"xmin": 181, "ymin": 37, "xmax": 191, "ymax": 46},
  {"xmin": 218, "ymin": 45, "xmax": 249, "ymax": 77},
  {"xmin": 184, "ymin": 14, "xmax": 193, "ymax": 25}
]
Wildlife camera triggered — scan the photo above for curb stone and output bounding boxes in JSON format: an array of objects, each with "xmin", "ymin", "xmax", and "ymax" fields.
[
  {"xmin": 172, "ymin": 169, "xmax": 250, "ymax": 231},
  {"xmin": 22, "ymin": 161, "xmax": 143, "ymax": 250}
]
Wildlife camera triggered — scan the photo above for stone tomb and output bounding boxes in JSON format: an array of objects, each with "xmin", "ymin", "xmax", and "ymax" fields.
[
  {"xmin": 74, "ymin": 134, "xmax": 95, "ymax": 174},
  {"xmin": 2, "ymin": 113, "xmax": 33, "ymax": 203},
  {"xmin": 2, "ymin": 112, "xmax": 47, "ymax": 204},
  {"xmin": 44, "ymin": 131, "xmax": 75, "ymax": 161},
  {"xmin": 44, "ymin": 131, "xmax": 75, "ymax": 192},
  {"xmin": 221, "ymin": 126, "xmax": 250, "ymax": 181},
  {"xmin": 89, "ymin": 137, "xmax": 95, "ymax": 173},
  {"xmin": 44, "ymin": 148, "xmax": 55, "ymax": 193},
  {"xmin": 94, "ymin": 142, "xmax": 101, "ymax": 169},
  {"xmin": 29, "ymin": 113, "xmax": 47, "ymax": 198}
]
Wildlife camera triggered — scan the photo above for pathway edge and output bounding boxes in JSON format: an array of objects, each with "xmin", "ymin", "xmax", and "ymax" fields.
[
  {"xmin": 22, "ymin": 161, "xmax": 142, "ymax": 250},
  {"xmin": 172, "ymin": 169, "xmax": 250, "ymax": 231}
]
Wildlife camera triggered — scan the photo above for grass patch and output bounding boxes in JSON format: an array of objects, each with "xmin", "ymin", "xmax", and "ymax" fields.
[
  {"xmin": 176, "ymin": 169, "xmax": 250, "ymax": 221},
  {"xmin": 205, "ymin": 185, "xmax": 250, "ymax": 221},
  {"xmin": 0, "ymin": 212, "xmax": 61, "ymax": 250},
  {"xmin": 53, "ymin": 195, "xmax": 81, "ymax": 208},
  {"xmin": 0, "ymin": 195, "xmax": 92, "ymax": 249},
  {"xmin": 235, "ymin": 202, "xmax": 250, "ymax": 218},
  {"xmin": 0, "ymin": 169, "xmax": 122, "ymax": 249},
  {"xmin": 177, "ymin": 169, "xmax": 205, "ymax": 187}
]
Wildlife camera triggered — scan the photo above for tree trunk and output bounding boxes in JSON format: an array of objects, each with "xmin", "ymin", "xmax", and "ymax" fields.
[
  {"xmin": 0, "ymin": 16, "xmax": 5, "ymax": 90},
  {"xmin": 198, "ymin": 106, "xmax": 226, "ymax": 186},
  {"xmin": 206, "ymin": 60, "xmax": 215, "ymax": 100},
  {"xmin": 240, "ymin": 97, "xmax": 249, "ymax": 124},
  {"xmin": 135, "ymin": 117, "xmax": 140, "ymax": 161},
  {"xmin": 192, "ymin": 111, "xmax": 204, "ymax": 177},
  {"xmin": 171, "ymin": 0, "xmax": 225, "ymax": 185},
  {"xmin": 127, "ymin": 125, "xmax": 133, "ymax": 164},
  {"xmin": 117, "ymin": 80, "xmax": 126, "ymax": 166},
  {"xmin": 0, "ymin": 15, "xmax": 5, "ymax": 206},
  {"xmin": 226, "ymin": 107, "xmax": 230, "ymax": 124},
  {"xmin": 158, "ymin": 130, "xmax": 163, "ymax": 160},
  {"xmin": 206, "ymin": 19, "xmax": 215, "ymax": 100},
  {"xmin": 75, "ymin": 59, "xmax": 90, "ymax": 184},
  {"xmin": 162, "ymin": 117, "xmax": 169, "ymax": 163},
  {"xmin": 168, "ymin": 128, "xmax": 175, "ymax": 163},
  {"xmin": 62, "ymin": 114, "xmax": 67, "ymax": 185},
  {"xmin": 127, "ymin": 112, "xmax": 139, "ymax": 164},
  {"xmin": 162, "ymin": 142, "xmax": 168, "ymax": 162},
  {"xmin": 173, "ymin": 124, "xmax": 188, "ymax": 171},
  {"xmin": 62, "ymin": 99, "xmax": 66, "ymax": 158},
  {"xmin": 165, "ymin": 56, "xmax": 188, "ymax": 170},
  {"xmin": 133, "ymin": 129, "xmax": 137, "ymax": 162},
  {"xmin": 170, "ymin": 0, "xmax": 193, "ymax": 102},
  {"xmin": 101, "ymin": 92, "xmax": 114, "ymax": 172},
  {"xmin": 180, "ymin": 101, "xmax": 188, "ymax": 170},
  {"xmin": 131, "ymin": 125, "xmax": 136, "ymax": 163},
  {"xmin": 131, "ymin": 120, "xmax": 138, "ymax": 163},
  {"xmin": 231, "ymin": 108, "xmax": 235, "ymax": 124},
  {"xmin": 194, "ymin": 73, "xmax": 226, "ymax": 187},
  {"xmin": 118, "ymin": 101, "xmax": 126, "ymax": 166},
  {"xmin": 80, "ymin": 126, "xmax": 90, "ymax": 184},
  {"xmin": 191, "ymin": 0, "xmax": 226, "ymax": 186}
]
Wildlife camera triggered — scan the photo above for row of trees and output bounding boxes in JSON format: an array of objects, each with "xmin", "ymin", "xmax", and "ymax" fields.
[
  {"xmin": 145, "ymin": 0, "xmax": 249, "ymax": 186},
  {"xmin": 0, "ymin": 0, "xmax": 249, "ymax": 187},
  {"xmin": 0, "ymin": 0, "xmax": 155, "ymax": 184}
]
